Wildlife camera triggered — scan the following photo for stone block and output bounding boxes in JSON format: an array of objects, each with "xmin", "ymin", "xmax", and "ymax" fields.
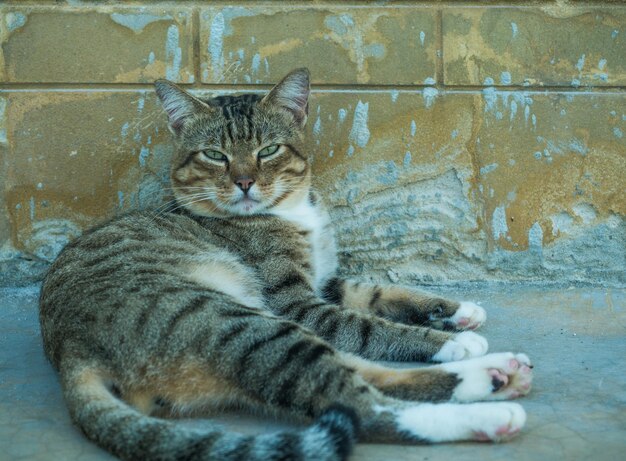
[
  {"xmin": 306, "ymin": 91, "xmax": 486, "ymax": 283},
  {"xmin": 475, "ymin": 89, "xmax": 626, "ymax": 282},
  {"xmin": 199, "ymin": 6, "xmax": 437, "ymax": 85},
  {"xmin": 0, "ymin": 6, "xmax": 194, "ymax": 83},
  {"xmin": 443, "ymin": 7, "xmax": 626, "ymax": 87},
  {"xmin": 1, "ymin": 90, "xmax": 173, "ymax": 260}
]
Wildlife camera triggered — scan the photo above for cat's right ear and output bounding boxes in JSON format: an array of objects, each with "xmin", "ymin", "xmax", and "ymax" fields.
[{"xmin": 154, "ymin": 80, "xmax": 212, "ymax": 136}]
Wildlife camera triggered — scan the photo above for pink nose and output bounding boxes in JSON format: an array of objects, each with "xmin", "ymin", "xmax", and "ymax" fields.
[{"xmin": 235, "ymin": 177, "xmax": 255, "ymax": 193}]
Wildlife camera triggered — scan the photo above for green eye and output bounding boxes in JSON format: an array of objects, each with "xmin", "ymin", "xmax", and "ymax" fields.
[
  {"xmin": 201, "ymin": 150, "xmax": 227, "ymax": 162},
  {"xmin": 258, "ymin": 145, "xmax": 281, "ymax": 158}
]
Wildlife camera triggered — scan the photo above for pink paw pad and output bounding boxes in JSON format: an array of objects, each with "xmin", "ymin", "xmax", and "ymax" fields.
[{"xmin": 495, "ymin": 425, "xmax": 521, "ymax": 439}]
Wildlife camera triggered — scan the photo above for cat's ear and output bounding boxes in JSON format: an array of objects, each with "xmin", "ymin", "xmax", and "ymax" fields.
[
  {"xmin": 261, "ymin": 68, "xmax": 310, "ymax": 128},
  {"xmin": 154, "ymin": 79, "xmax": 212, "ymax": 135}
]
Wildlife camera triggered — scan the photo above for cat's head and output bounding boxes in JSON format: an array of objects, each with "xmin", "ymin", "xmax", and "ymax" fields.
[{"xmin": 155, "ymin": 68, "xmax": 311, "ymax": 217}]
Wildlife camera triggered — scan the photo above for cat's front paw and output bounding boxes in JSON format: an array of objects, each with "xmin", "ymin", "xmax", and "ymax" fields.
[
  {"xmin": 441, "ymin": 352, "xmax": 533, "ymax": 402},
  {"xmin": 431, "ymin": 331, "xmax": 488, "ymax": 362},
  {"xmin": 446, "ymin": 301, "xmax": 486, "ymax": 330}
]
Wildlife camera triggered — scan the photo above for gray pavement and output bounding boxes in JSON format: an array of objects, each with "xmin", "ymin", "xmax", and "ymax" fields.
[{"xmin": 1, "ymin": 284, "xmax": 625, "ymax": 461}]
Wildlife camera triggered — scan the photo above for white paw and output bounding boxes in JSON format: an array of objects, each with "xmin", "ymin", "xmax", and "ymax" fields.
[
  {"xmin": 432, "ymin": 331, "xmax": 488, "ymax": 362},
  {"xmin": 467, "ymin": 402, "xmax": 527, "ymax": 442},
  {"xmin": 392, "ymin": 401, "xmax": 526, "ymax": 443},
  {"xmin": 440, "ymin": 352, "xmax": 533, "ymax": 402},
  {"xmin": 448, "ymin": 301, "xmax": 486, "ymax": 330}
]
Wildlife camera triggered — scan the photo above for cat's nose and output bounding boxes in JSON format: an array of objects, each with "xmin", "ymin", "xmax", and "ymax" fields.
[{"xmin": 235, "ymin": 177, "xmax": 255, "ymax": 193}]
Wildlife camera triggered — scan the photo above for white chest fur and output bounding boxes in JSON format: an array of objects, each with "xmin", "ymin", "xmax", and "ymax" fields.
[{"xmin": 271, "ymin": 197, "xmax": 338, "ymax": 291}]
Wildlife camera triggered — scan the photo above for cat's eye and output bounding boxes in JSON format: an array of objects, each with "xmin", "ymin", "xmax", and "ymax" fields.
[
  {"xmin": 200, "ymin": 150, "xmax": 227, "ymax": 162},
  {"xmin": 258, "ymin": 144, "xmax": 281, "ymax": 159}
]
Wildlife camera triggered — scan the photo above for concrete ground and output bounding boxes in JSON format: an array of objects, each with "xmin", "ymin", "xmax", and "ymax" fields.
[{"xmin": 1, "ymin": 284, "xmax": 625, "ymax": 461}]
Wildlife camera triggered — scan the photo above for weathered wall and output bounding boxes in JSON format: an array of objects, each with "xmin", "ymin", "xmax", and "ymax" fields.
[{"xmin": 1, "ymin": 1, "xmax": 624, "ymax": 286}]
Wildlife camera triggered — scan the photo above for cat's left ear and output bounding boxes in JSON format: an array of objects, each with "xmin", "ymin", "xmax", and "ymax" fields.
[
  {"xmin": 154, "ymin": 79, "xmax": 213, "ymax": 136},
  {"xmin": 261, "ymin": 68, "xmax": 310, "ymax": 128}
]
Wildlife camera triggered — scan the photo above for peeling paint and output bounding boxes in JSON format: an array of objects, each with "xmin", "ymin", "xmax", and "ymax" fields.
[
  {"xmin": 251, "ymin": 53, "xmax": 261, "ymax": 74},
  {"xmin": 348, "ymin": 101, "xmax": 370, "ymax": 148},
  {"xmin": 313, "ymin": 116, "xmax": 322, "ymax": 136},
  {"xmin": 480, "ymin": 163, "xmax": 498, "ymax": 175},
  {"xmin": 573, "ymin": 203, "xmax": 597, "ymax": 224},
  {"xmin": 410, "ymin": 120, "xmax": 417, "ymax": 136},
  {"xmin": 551, "ymin": 212, "xmax": 574, "ymax": 235},
  {"xmin": 510, "ymin": 22, "xmax": 518, "ymax": 38},
  {"xmin": 5, "ymin": 12, "xmax": 27, "ymax": 32},
  {"xmin": 138, "ymin": 146, "xmax": 150, "ymax": 167},
  {"xmin": 208, "ymin": 13, "xmax": 225, "ymax": 81},
  {"xmin": 110, "ymin": 13, "xmax": 171, "ymax": 33},
  {"xmin": 422, "ymin": 78, "xmax": 438, "ymax": 108},
  {"xmin": 575, "ymin": 54, "xmax": 586, "ymax": 72},
  {"xmin": 528, "ymin": 222, "xmax": 543, "ymax": 249},
  {"xmin": 390, "ymin": 90, "xmax": 399, "ymax": 102},
  {"xmin": 338, "ymin": 108, "xmax": 347, "ymax": 123},
  {"xmin": 403, "ymin": 151, "xmax": 412, "ymax": 167},
  {"xmin": 165, "ymin": 25, "xmax": 182, "ymax": 81},
  {"xmin": 492, "ymin": 206, "xmax": 508, "ymax": 240},
  {"xmin": 419, "ymin": 31, "xmax": 425, "ymax": 46}
]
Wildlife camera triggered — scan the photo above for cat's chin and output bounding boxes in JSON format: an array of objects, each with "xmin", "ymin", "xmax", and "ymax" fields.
[{"xmin": 228, "ymin": 198, "xmax": 265, "ymax": 215}]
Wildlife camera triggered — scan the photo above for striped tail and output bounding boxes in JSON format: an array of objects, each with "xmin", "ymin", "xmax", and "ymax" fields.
[{"xmin": 61, "ymin": 361, "xmax": 359, "ymax": 461}]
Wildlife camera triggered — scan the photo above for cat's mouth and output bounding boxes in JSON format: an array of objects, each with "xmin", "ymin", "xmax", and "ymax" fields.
[{"xmin": 231, "ymin": 197, "xmax": 262, "ymax": 214}]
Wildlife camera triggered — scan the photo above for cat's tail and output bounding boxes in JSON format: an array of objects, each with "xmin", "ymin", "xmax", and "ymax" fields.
[{"xmin": 60, "ymin": 359, "xmax": 359, "ymax": 461}]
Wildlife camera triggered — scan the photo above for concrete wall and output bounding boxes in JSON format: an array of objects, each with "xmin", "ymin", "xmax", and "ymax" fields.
[{"xmin": 1, "ymin": 1, "xmax": 624, "ymax": 286}]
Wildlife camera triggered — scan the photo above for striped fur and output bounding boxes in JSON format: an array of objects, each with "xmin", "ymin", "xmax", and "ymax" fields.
[{"xmin": 39, "ymin": 69, "xmax": 532, "ymax": 461}]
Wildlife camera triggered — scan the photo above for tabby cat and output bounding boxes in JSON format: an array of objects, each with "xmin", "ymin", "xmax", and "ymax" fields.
[{"xmin": 39, "ymin": 68, "xmax": 533, "ymax": 461}]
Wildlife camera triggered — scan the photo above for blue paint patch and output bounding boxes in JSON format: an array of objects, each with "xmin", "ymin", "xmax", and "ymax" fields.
[
  {"xmin": 598, "ymin": 59, "xmax": 607, "ymax": 70},
  {"xmin": 571, "ymin": 78, "xmax": 581, "ymax": 87},
  {"xmin": 511, "ymin": 22, "xmax": 518, "ymax": 38},
  {"xmin": 451, "ymin": 129, "xmax": 459, "ymax": 140},
  {"xmin": 510, "ymin": 100, "xmax": 518, "ymax": 121},
  {"xmin": 612, "ymin": 29, "xmax": 619, "ymax": 39},
  {"xmin": 347, "ymin": 145, "xmax": 355, "ymax": 157},
  {"xmin": 534, "ymin": 151, "xmax": 542, "ymax": 160},
  {"xmin": 390, "ymin": 90, "xmax": 399, "ymax": 102},
  {"xmin": 110, "ymin": 13, "xmax": 171, "ymax": 33},
  {"xmin": 6, "ymin": 12, "xmax": 27, "ymax": 32},
  {"xmin": 568, "ymin": 138, "xmax": 588, "ymax": 156},
  {"xmin": 419, "ymin": 31, "xmax": 426, "ymax": 45},
  {"xmin": 614, "ymin": 127, "xmax": 624, "ymax": 139},
  {"xmin": 480, "ymin": 163, "xmax": 498, "ymax": 175},
  {"xmin": 500, "ymin": 72, "xmax": 512, "ymax": 85},
  {"xmin": 403, "ymin": 151, "xmax": 412, "ymax": 167},
  {"xmin": 528, "ymin": 222, "xmax": 543, "ymax": 250},
  {"xmin": 251, "ymin": 53, "xmax": 261, "ymax": 74},
  {"xmin": 139, "ymin": 146, "xmax": 150, "ymax": 167},
  {"xmin": 575, "ymin": 54, "xmax": 586, "ymax": 72},
  {"xmin": 118, "ymin": 191, "xmax": 125, "ymax": 209},
  {"xmin": 30, "ymin": 197, "xmax": 35, "ymax": 221},
  {"xmin": 121, "ymin": 122, "xmax": 130, "ymax": 138},
  {"xmin": 495, "ymin": 111, "xmax": 503, "ymax": 120}
]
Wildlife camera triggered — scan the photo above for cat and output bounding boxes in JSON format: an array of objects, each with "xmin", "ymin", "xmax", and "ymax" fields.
[{"xmin": 39, "ymin": 68, "xmax": 533, "ymax": 461}]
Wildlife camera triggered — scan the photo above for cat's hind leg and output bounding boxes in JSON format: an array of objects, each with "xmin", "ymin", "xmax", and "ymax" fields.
[
  {"xmin": 339, "ymin": 352, "xmax": 533, "ymax": 403},
  {"xmin": 176, "ymin": 310, "xmax": 528, "ymax": 445}
]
